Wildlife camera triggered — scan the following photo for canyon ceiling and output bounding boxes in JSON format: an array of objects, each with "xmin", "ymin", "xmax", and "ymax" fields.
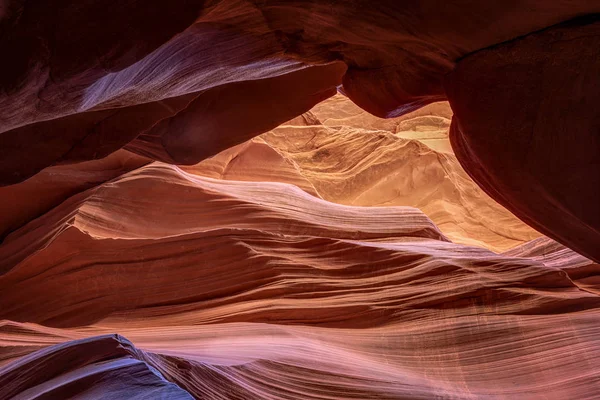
[{"xmin": 0, "ymin": 1, "xmax": 599, "ymax": 399}]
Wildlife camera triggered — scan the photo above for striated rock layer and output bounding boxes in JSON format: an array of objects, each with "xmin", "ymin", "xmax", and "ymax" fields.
[
  {"xmin": 1, "ymin": 159, "xmax": 598, "ymax": 398},
  {"xmin": 0, "ymin": 3, "xmax": 598, "ymax": 259},
  {"xmin": 0, "ymin": 334, "xmax": 192, "ymax": 399},
  {"xmin": 188, "ymin": 95, "xmax": 539, "ymax": 252},
  {"xmin": 1, "ymin": 3, "xmax": 600, "ymax": 399},
  {"xmin": 0, "ymin": 150, "xmax": 150, "ymax": 239}
]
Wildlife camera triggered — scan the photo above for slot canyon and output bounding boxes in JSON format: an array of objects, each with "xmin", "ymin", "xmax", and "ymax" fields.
[{"xmin": 0, "ymin": 2, "xmax": 599, "ymax": 399}]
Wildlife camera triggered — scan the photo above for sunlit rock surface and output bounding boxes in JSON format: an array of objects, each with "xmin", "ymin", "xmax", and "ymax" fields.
[
  {"xmin": 0, "ymin": 161, "xmax": 598, "ymax": 397},
  {"xmin": 0, "ymin": 2, "xmax": 597, "ymax": 258},
  {"xmin": 1, "ymin": 2, "xmax": 600, "ymax": 399},
  {"xmin": 1, "ymin": 97, "xmax": 598, "ymax": 398},
  {"xmin": 188, "ymin": 95, "xmax": 539, "ymax": 252}
]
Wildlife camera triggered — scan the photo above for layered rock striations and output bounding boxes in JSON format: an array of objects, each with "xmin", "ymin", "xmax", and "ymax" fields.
[
  {"xmin": 1, "ymin": 2, "xmax": 597, "ymax": 260},
  {"xmin": 188, "ymin": 95, "xmax": 540, "ymax": 252},
  {"xmin": 0, "ymin": 159, "xmax": 598, "ymax": 398},
  {"xmin": 1, "ymin": 2, "xmax": 600, "ymax": 399},
  {"xmin": 1, "ymin": 99, "xmax": 599, "ymax": 398}
]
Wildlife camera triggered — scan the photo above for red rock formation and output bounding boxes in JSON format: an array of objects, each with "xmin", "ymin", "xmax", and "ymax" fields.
[
  {"xmin": 0, "ymin": 63, "xmax": 345, "ymax": 185},
  {"xmin": 0, "ymin": 150, "xmax": 149, "ymax": 238},
  {"xmin": 0, "ymin": 161, "xmax": 598, "ymax": 398},
  {"xmin": 1, "ymin": 2, "xmax": 600, "ymax": 399},
  {"xmin": 0, "ymin": 334, "xmax": 192, "ymax": 399},
  {"xmin": 125, "ymin": 63, "xmax": 346, "ymax": 165},
  {"xmin": 1, "ymin": 1, "xmax": 598, "ymax": 184},
  {"xmin": 187, "ymin": 95, "xmax": 540, "ymax": 252},
  {"xmin": 445, "ymin": 16, "xmax": 600, "ymax": 262}
]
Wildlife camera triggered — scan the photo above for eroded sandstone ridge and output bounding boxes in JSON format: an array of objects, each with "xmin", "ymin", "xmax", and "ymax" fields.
[
  {"xmin": 1, "ymin": 1, "xmax": 598, "ymax": 260},
  {"xmin": 1, "ymin": 1, "xmax": 599, "ymax": 399}
]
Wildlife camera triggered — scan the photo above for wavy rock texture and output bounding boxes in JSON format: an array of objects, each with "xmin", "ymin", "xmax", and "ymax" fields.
[
  {"xmin": 0, "ymin": 334, "xmax": 193, "ymax": 399},
  {"xmin": 1, "ymin": 157, "xmax": 598, "ymax": 398},
  {"xmin": 3, "ymin": 1, "xmax": 595, "ymax": 127},
  {"xmin": 1, "ymin": 1, "xmax": 599, "ymax": 183},
  {"xmin": 187, "ymin": 95, "xmax": 539, "ymax": 252},
  {"xmin": 0, "ymin": 150, "xmax": 150, "ymax": 239},
  {"xmin": 1, "ymin": 2, "xmax": 600, "ymax": 399},
  {"xmin": 0, "ymin": 3, "xmax": 597, "ymax": 258}
]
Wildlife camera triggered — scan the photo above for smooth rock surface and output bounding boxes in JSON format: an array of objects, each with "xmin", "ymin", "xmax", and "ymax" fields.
[{"xmin": 445, "ymin": 16, "xmax": 600, "ymax": 262}]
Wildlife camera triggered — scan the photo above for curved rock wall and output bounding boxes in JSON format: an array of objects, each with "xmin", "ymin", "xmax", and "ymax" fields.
[{"xmin": 1, "ymin": 3, "xmax": 599, "ymax": 398}]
